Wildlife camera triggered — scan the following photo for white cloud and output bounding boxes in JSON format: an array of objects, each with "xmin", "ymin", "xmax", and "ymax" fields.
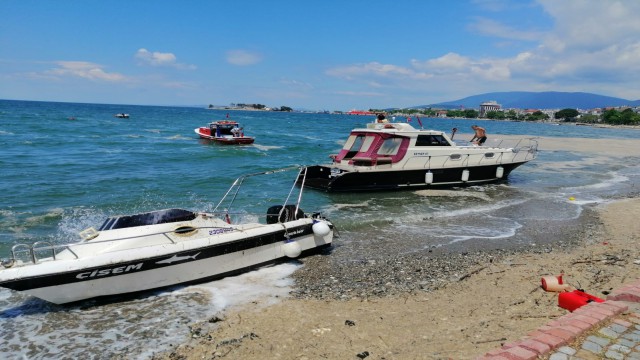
[
  {"xmin": 46, "ymin": 61, "xmax": 128, "ymax": 82},
  {"xmin": 326, "ymin": 62, "xmax": 429, "ymax": 81},
  {"xmin": 325, "ymin": 0, "xmax": 640, "ymax": 101},
  {"xmin": 279, "ymin": 78, "xmax": 314, "ymax": 89},
  {"xmin": 469, "ymin": 17, "xmax": 542, "ymax": 42},
  {"xmin": 135, "ymin": 48, "xmax": 196, "ymax": 70},
  {"xmin": 225, "ymin": 50, "xmax": 263, "ymax": 66}
]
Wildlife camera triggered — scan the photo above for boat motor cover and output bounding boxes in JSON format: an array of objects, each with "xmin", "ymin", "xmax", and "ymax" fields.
[{"xmin": 266, "ymin": 205, "xmax": 304, "ymax": 224}]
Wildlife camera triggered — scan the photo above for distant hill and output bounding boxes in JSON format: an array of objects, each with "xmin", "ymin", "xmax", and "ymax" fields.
[{"xmin": 415, "ymin": 91, "xmax": 640, "ymax": 110}]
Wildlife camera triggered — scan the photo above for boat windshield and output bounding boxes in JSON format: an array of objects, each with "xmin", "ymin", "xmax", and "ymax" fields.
[
  {"xmin": 377, "ymin": 137, "xmax": 403, "ymax": 156},
  {"xmin": 99, "ymin": 209, "xmax": 197, "ymax": 230},
  {"xmin": 343, "ymin": 134, "xmax": 375, "ymax": 159}
]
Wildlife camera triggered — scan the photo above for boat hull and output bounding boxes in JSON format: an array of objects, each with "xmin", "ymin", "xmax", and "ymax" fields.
[
  {"xmin": 300, "ymin": 162, "xmax": 528, "ymax": 192},
  {"xmin": 0, "ymin": 220, "xmax": 332, "ymax": 304}
]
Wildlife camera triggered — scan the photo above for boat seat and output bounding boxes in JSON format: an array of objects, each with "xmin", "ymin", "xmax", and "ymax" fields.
[{"xmin": 350, "ymin": 156, "xmax": 392, "ymax": 166}]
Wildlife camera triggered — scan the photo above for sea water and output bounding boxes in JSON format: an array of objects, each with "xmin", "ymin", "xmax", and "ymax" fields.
[{"xmin": 1, "ymin": 99, "xmax": 640, "ymax": 359}]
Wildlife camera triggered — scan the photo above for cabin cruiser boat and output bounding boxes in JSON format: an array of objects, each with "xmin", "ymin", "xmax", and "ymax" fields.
[
  {"xmin": 195, "ymin": 120, "xmax": 255, "ymax": 145},
  {"xmin": 299, "ymin": 122, "xmax": 538, "ymax": 192},
  {"xmin": 0, "ymin": 167, "xmax": 333, "ymax": 304}
]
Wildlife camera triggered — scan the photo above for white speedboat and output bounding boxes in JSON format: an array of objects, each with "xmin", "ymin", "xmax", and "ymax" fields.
[
  {"xmin": 299, "ymin": 122, "xmax": 538, "ymax": 192},
  {"xmin": 0, "ymin": 167, "xmax": 333, "ymax": 304}
]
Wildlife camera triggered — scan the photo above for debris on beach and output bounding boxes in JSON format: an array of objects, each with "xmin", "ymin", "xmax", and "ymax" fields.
[{"xmin": 558, "ymin": 289, "xmax": 604, "ymax": 312}]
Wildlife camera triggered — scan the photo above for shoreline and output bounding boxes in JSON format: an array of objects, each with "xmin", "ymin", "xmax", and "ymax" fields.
[{"xmin": 151, "ymin": 195, "xmax": 640, "ymax": 360}]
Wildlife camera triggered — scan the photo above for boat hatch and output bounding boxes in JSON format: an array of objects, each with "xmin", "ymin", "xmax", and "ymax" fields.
[
  {"xmin": 174, "ymin": 225, "xmax": 198, "ymax": 235},
  {"xmin": 99, "ymin": 209, "xmax": 197, "ymax": 230}
]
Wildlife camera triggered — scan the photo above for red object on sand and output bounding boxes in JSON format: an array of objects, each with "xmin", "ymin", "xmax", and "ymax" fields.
[
  {"xmin": 558, "ymin": 290, "xmax": 605, "ymax": 312},
  {"xmin": 541, "ymin": 275, "xmax": 564, "ymax": 291}
]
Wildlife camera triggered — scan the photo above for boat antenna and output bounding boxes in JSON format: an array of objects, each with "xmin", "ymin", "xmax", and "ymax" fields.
[{"xmin": 451, "ymin": 127, "xmax": 458, "ymax": 140}]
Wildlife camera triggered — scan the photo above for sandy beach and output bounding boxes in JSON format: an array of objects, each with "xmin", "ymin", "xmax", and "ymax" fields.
[{"xmin": 152, "ymin": 135, "xmax": 640, "ymax": 360}]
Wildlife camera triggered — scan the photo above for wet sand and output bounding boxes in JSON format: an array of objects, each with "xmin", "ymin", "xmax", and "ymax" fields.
[{"xmin": 151, "ymin": 135, "xmax": 640, "ymax": 360}]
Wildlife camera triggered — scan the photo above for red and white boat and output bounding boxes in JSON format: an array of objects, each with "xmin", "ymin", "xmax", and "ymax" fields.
[{"xmin": 194, "ymin": 120, "xmax": 255, "ymax": 145}]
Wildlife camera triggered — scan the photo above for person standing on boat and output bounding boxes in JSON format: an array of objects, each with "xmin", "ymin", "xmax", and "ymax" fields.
[
  {"xmin": 470, "ymin": 125, "xmax": 487, "ymax": 145},
  {"xmin": 231, "ymin": 125, "xmax": 240, "ymax": 137},
  {"xmin": 376, "ymin": 113, "xmax": 389, "ymax": 123}
]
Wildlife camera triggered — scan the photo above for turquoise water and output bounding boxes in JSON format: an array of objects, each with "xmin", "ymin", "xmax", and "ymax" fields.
[
  {"xmin": 1, "ymin": 99, "xmax": 640, "ymax": 358},
  {"xmin": 2, "ymin": 99, "xmax": 640, "ymax": 254}
]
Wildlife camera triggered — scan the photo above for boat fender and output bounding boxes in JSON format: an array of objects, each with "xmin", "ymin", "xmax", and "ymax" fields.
[
  {"xmin": 283, "ymin": 240, "xmax": 302, "ymax": 258},
  {"xmin": 312, "ymin": 220, "xmax": 331, "ymax": 237},
  {"xmin": 425, "ymin": 171, "xmax": 433, "ymax": 184},
  {"xmin": 461, "ymin": 169, "xmax": 470, "ymax": 182},
  {"xmin": 496, "ymin": 166, "xmax": 504, "ymax": 178}
]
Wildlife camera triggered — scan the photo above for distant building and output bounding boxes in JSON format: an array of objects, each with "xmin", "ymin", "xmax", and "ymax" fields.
[{"xmin": 479, "ymin": 101, "xmax": 501, "ymax": 117}]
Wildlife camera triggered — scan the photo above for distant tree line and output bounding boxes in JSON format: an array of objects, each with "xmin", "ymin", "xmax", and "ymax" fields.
[
  {"xmin": 601, "ymin": 108, "xmax": 640, "ymax": 125},
  {"xmin": 371, "ymin": 107, "xmax": 639, "ymax": 125}
]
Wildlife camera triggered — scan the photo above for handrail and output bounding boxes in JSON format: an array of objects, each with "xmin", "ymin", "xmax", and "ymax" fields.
[{"xmin": 212, "ymin": 166, "xmax": 304, "ymax": 221}]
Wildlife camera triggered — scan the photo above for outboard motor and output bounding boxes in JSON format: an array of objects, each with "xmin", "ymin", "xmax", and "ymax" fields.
[{"xmin": 266, "ymin": 205, "xmax": 304, "ymax": 224}]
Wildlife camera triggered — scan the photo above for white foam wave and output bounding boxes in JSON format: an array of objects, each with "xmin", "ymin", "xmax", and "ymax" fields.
[
  {"xmin": 182, "ymin": 262, "xmax": 300, "ymax": 310},
  {"xmin": 0, "ymin": 262, "xmax": 302, "ymax": 360},
  {"xmin": 253, "ymin": 144, "xmax": 283, "ymax": 151},
  {"xmin": 428, "ymin": 198, "xmax": 528, "ymax": 220},
  {"xmin": 166, "ymin": 134, "xmax": 192, "ymax": 140},
  {"xmin": 564, "ymin": 172, "xmax": 628, "ymax": 191},
  {"xmin": 327, "ymin": 200, "xmax": 372, "ymax": 210},
  {"xmin": 414, "ymin": 189, "xmax": 491, "ymax": 201},
  {"xmin": 24, "ymin": 208, "xmax": 64, "ymax": 225}
]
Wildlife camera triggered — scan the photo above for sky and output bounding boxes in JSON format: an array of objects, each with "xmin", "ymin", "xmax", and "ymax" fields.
[{"xmin": 2, "ymin": 0, "xmax": 640, "ymax": 111}]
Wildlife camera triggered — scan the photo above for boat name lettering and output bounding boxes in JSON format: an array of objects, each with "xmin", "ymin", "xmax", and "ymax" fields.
[
  {"xmin": 288, "ymin": 229, "xmax": 304, "ymax": 236},
  {"xmin": 209, "ymin": 228, "xmax": 233, "ymax": 235},
  {"xmin": 76, "ymin": 263, "xmax": 143, "ymax": 279},
  {"xmin": 413, "ymin": 152, "xmax": 430, "ymax": 156}
]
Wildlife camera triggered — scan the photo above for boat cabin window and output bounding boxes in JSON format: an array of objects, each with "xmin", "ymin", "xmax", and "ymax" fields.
[
  {"xmin": 343, "ymin": 134, "xmax": 375, "ymax": 159},
  {"xmin": 416, "ymin": 135, "xmax": 450, "ymax": 146},
  {"xmin": 210, "ymin": 123, "xmax": 237, "ymax": 136},
  {"xmin": 377, "ymin": 137, "xmax": 403, "ymax": 156}
]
